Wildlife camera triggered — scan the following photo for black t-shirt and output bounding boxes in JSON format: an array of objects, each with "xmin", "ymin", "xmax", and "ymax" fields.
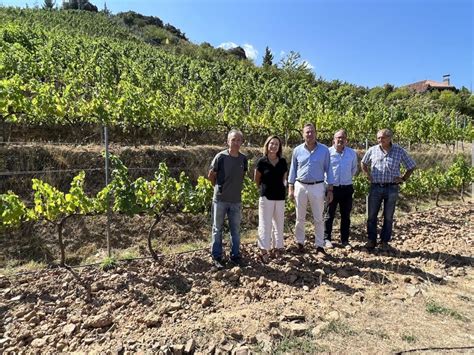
[{"xmin": 256, "ymin": 156, "xmax": 288, "ymax": 200}]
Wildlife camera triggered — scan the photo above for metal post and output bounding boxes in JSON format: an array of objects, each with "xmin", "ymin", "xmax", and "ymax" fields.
[{"xmin": 104, "ymin": 126, "xmax": 111, "ymax": 258}]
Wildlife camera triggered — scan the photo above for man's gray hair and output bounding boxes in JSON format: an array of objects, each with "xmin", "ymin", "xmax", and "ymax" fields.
[
  {"xmin": 228, "ymin": 128, "xmax": 243, "ymax": 140},
  {"xmin": 377, "ymin": 128, "xmax": 393, "ymax": 138},
  {"xmin": 334, "ymin": 129, "xmax": 348, "ymax": 138}
]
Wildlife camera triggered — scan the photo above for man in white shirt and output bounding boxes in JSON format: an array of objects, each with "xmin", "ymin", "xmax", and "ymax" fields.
[{"xmin": 324, "ymin": 129, "xmax": 358, "ymax": 249}]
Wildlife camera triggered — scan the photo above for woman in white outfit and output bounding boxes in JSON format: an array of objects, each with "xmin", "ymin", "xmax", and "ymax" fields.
[{"xmin": 254, "ymin": 135, "xmax": 288, "ymax": 263}]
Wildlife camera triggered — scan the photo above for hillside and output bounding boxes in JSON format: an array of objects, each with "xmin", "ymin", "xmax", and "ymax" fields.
[
  {"xmin": 0, "ymin": 203, "xmax": 472, "ymax": 353},
  {"xmin": 0, "ymin": 7, "xmax": 472, "ymax": 145}
]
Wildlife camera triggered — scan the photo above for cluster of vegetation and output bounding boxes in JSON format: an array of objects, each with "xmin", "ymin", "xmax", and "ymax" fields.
[
  {"xmin": 1, "ymin": 156, "xmax": 472, "ymax": 265},
  {"xmin": 1, "ymin": 8, "xmax": 472, "ymax": 145}
]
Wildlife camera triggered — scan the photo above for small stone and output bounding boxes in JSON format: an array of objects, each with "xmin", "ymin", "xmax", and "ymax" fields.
[
  {"xmin": 303, "ymin": 285, "xmax": 310, "ymax": 292},
  {"xmin": 246, "ymin": 335, "xmax": 258, "ymax": 344},
  {"xmin": 281, "ymin": 322, "xmax": 309, "ymax": 337},
  {"xmin": 288, "ymin": 274, "xmax": 298, "ymax": 284},
  {"xmin": 10, "ymin": 295, "xmax": 23, "ymax": 302},
  {"xmin": 406, "ymin": 286, "xmax": 420, "ymax": 297},
  {"xmin": 234, "ymin": 346, "xmax": 250, "ymax": 355},
  {"xmin": 201, "ymin": 296, "xmax": 212, "ymax": 307},
  {"xmin": 184, "ymin": 339, "xmax": 195, "ymax": 354},
  {"xmin": 63, "ymin": 324, "xmax": 76, "ymax": 337},
  {"xmin": 256, "ymin": 277, "xmax": 267, "ymax": 287},
  {"xmin": 84, "ymin": 313, "xmax": 113, "ymax": 328},
  {"xmin": 267, "ymin": 320, "xmax": 279, "ymax": 329},
  {"xmin": 311, "ymin": 322, "xmax": 328, "ymax": 337},
  {"xmin": 337, "ymin": 269, "xmax": 350, "ymax": 278},
  {"xmin": 229, "ymin": 331, "xmax": 243, "ymax": 341},
  {"xmin": 91, "ymin": 281, "xmax": 105, "ymax": 292},
  {"xmin": 14, "ymin": 307, "xmax": 31, "ymax": 318},
  {"xmin": 255, "ymin": 333, "xmax": 272, "ymax": 352},
  {"xmin": 213, "ymin": 271, "xmax": 225, "ymax": 281},
  {"xmin": 230, "ymin": 267, "xmax": 242, "ymax": 277},
  {"xmin": 352, "ymin": 292, "xmax": 365, "ymax": 302},
  {"xmin": 171, "ymin": 344, "xmax": 184, "ymax": 355},
  {"xmin": 31, "ymin": 337, "xmax": 47, "ymax": 348},
  {"xmin": 169, "ymin": 302, "xmax": 182, "ymax": 312},
  {"xmin": 392, "ymin": 293, "xmax": 406, "ymax": 301},
  {"xmin": 142, "ymin": 313, "xmax": 161, "ymax": 327},
  {"xmin": 56, "ymin": 342, "xmax": 67, "ymax": 351},
  {"xmin": 23, "ymin": 310, "xmax": 37, "ymax": 321},
  {"xmin": 325, "ymin": 310, "xmax": 340, "ymax": 322},
  {"xmin": 84, "ymin": 337, "xmax": 95, "ymax": 345},
  {"xmin": 16, "ymin": 331, "xmax": 32, "ymax": 341},
  {"xmin": 315, "ymin": 269, "xmax": 326, "ymax": 276},
  {"xmin": 270, "ymin": 327, "xmax": 284, "ymax": 339},
  {"xmin": 280, "ymin": 313, "xmax": 305, "ymax": 322}
]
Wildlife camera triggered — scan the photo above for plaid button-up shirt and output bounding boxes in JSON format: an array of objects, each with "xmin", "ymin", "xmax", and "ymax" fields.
[{"xmin": 361, "ymin": 144, "xmax": 416, "ymax": 184}]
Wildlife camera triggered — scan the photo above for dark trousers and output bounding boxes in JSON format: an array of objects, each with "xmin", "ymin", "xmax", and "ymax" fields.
[
  {"xmin": 367, "ymin": 184, "xmax": 399, "ymax": 243},
  {"xmin": 324, "ymin": 185, "xmax": 354, "ymax": 244}
]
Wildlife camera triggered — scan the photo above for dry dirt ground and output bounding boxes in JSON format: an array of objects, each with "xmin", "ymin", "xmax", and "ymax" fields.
[{"xmin": 0, "ymin": 203, "xmax": 472, "ymax": 354}]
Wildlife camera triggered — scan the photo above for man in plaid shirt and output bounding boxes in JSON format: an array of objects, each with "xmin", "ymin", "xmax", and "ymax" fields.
[{"xmin": 361, "ymin": 129, "xmax": 416, "ymax": 251}]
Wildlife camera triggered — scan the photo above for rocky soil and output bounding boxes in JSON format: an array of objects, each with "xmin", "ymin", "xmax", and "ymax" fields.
[{"xmin": 0, "ymin": 203, "xmax": 472, "ymax": 354}]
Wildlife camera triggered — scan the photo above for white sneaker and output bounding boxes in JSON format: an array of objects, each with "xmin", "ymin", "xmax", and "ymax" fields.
[{"xmin": 324, "ymin": 239, "xmax": 333, "ymax": 249}]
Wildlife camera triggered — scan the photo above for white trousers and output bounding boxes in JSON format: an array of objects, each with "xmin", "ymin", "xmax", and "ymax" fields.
[
  {"xmin": 258, "ymin": 197, "xmax": 285, "ymax": 251},
  {"xmin": 294, "ymin": 181, "xmax": 325, "ymax": 248}
]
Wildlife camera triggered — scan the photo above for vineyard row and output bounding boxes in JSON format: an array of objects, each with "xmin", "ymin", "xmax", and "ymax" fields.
[{"xmin": 1, "ymin": 155, "xmax": 472, "ymax": 265}]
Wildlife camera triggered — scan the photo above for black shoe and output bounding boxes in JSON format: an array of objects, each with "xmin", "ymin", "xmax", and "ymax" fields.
[
  {"xmin": 365, "ymin": 240, "xmax": 376, "ymax": 251},
  {"xmin": 341, "ymin": 242, "xmax": 352, "ymax": 250},
  {"xmin": 230, "ymin": 257, "xmax": 245, "ymax": 267},
  {"xmin": 379, "ymin": 242, "xmax": 391, "ymax": 252},
  {"xmin": 316, "ymin": 247, "xmax": 328, "ymax": 256},
  {"xmin": 212, "ymin": 258, "xmax": 225, "ymax": 270}
]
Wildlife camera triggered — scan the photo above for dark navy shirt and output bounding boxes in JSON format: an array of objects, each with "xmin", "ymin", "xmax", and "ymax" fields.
[
  {"xmin": 210, "ymin": 150, "xmax": 248, "ymax": 202},
  {"xmin": 256, "ymin": 156, "xmax": 288, "ymax": 201}
]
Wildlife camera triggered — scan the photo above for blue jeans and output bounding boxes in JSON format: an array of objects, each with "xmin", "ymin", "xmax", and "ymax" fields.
[
  {"xmin": 211, "ymin": 201, "xmax": 242, "ymax": 260},
  {"xmin": 367, "ymin": 184, "xmax": 399, "ymax": 243}
]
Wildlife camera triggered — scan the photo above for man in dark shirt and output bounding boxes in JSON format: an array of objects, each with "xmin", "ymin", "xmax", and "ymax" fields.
[{"xmin": 208, "ymin": 129, "xmax": 248, "ymax": 269}]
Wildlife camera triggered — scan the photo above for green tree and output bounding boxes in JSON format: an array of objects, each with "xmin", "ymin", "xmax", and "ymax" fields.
[
  {"xmin": 101, "ymin": 1, "xmax": 111, "ymax": 15},
  {"xmin": 42, "ymin": 0, "xmax": 55, "ymax": 9},
  {"xmin": 262, "ymin": 46, "xmax": 274, "ymax": 67}
]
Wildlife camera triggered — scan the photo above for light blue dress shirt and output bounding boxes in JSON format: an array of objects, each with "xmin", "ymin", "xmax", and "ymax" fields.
[
  {"xmin": 288, "ymin": 142, "xmax": 335, "ymax": 185},
  {"xmin": 328, "ymin": 146, "xmax": 358, "ymax": 186}
]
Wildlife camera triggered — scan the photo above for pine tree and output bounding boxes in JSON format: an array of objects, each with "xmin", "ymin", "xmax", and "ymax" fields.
[
  {"xmin": 102, "ymin": 1, "xmax": 111, "ymax": 15},
  {"xmin": 43, "ymin": 0, "xmax": 55, "ymax": 9},
  {"xmin": 262, "ymin": 46, "xmax": 274, "ymax": 67}
]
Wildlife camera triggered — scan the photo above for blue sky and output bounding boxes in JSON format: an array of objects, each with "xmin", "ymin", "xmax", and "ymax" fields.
[{"xmin": 2, "ymin": 0, "xmax": 472, "ymax": 90}]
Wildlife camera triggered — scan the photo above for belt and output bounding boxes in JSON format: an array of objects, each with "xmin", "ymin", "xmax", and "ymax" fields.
[
  {"xmin": 371, "ymin": 183, "xmax": 398, "ymax": 187},
  {"xmin": 296, "ymin": 180, "xmax": 324, "ymax": 185}
]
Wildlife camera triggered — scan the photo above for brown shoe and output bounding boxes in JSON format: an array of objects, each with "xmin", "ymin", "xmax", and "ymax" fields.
[
  {"xmin": 257, "ymin": 251, "xmax": 270, "ymax": 264},
  {"xmin": 365, "ymin": 240, "xmax": 376, "ymax": 251},
  {"xmin": 270, "ymin": 248, "xmax": 281, "ymax": 258}
]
